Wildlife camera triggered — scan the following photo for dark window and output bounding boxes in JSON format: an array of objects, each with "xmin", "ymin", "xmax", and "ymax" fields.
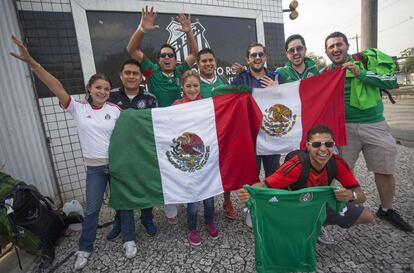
[{"xmin": 19, "ymin": 11, "xmax": 85, "ymax": 98}]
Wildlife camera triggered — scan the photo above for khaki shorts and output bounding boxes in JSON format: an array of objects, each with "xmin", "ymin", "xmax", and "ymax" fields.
[{"xmin": 338, "ymin": 121, "xmax": 397, "ymax": 175}]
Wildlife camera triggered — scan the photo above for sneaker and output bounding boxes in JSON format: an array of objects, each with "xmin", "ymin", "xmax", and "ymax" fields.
[
  {"xmin": 376, "ymin": 206, "xmax": 413, "ymax": 232},
  {"xmin": 167, "ymin": 216, "xmax": 178, "ymax": 225},
  {"xmin": 106, "ymin": 226, "xmax": 121, "ymax": 241},
  {"xmin": 142, "ymin": 220, "xmax": 157, "ymax": 236},
  {"xmin": 223, "ymin": 201, "xmax": 237, "ymax": 220},
  {"xmin": 187, "ymin": 229, "xmax": 202, "ymax": 246},
  {"xmin": 74, "ymin": 251, "xmax": 90, "ymax": 271},
  {"xmin": 245, "ymin": 211, "xmax": 252, "ymax": 228},
  {"xmin": 318, "ymin": 226, "xmax": 334, "ymax": 245},
  {"xmin": 206, "ymin": 224, "xmax": 219, "ymax": 240},
  {"xmin": 123, "ymin": 241, "xmax": 137, "ymax": 259}
]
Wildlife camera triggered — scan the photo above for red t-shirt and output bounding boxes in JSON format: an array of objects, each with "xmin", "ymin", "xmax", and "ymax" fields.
[{"xmin": 265, "ymin": 154, "xmax": 359, "ymax": 189}]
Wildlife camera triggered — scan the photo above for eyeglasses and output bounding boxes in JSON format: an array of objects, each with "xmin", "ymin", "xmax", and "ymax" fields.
[
  {"xmin": 287, "ymin": 45, "xmax": 305, "ymax": 54},
  {"xmin": 307, "ymin": 141, "xmax": 335, "ymax": 148},
  {"xmin": 249, "ymin": 52, "xmax": 265, "ymax": 58},
  {"xmin": 160, "ymin": 53, "xmax": 175, "ymax": 58}
]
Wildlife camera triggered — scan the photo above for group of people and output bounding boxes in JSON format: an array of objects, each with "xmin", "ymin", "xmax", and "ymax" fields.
[{"xmin": 9, "ymin": 4, "xmax": 412, "ymax": 271}]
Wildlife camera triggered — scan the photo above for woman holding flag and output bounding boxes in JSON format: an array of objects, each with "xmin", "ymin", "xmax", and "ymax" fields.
[
  {"xmin": 174, "ymin": 70, "xmax": 219, "ymax": 246},
  {"xmin": 9, "ymin": 35, "xmax": 136, "ymax": 270}
]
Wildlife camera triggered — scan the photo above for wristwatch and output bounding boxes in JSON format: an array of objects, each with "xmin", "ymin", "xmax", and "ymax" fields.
[{"xmin": 351, "ymin": 190, "xmax": 357, "ymax": 201}]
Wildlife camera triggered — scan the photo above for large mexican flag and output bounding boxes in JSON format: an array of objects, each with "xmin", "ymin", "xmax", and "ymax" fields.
[
  {"xmin": 254, "ymin": 68, "xmax": 346, "ymax": 155},
  {"xmin": 109, "ymin": 91, "xmax": 262, "ymax": 209}
]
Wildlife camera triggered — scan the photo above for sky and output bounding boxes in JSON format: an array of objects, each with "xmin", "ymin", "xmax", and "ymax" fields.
[{"xmin": 282, "ymin": 0, "xmax": 414, "ymax": 60}]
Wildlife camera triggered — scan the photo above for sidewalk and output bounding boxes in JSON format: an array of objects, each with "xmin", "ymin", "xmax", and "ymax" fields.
[{"xmin": 3, "ymin": 146, "xmax": 408, "ymax": 273}]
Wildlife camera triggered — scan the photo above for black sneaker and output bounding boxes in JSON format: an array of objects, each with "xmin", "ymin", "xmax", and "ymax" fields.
[
  {"xmin": 376, "ymin": 206, "xmax": 413, "ymax": 232},
  {"xmin": 106, "ymin": 226, "xmax": 121, "ymax": 241},
  {"xmin": 142, "ymin": 220, "xmax": 157, "ymax": 236}
]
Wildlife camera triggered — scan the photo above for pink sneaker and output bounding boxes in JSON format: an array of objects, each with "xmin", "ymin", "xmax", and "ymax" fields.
[
  {"xmin": 206, "ymin": 224, "xmax": 219, "ymax": 240},
  {"xmin": 187, "ymin": 229, "xmax": 202, "ymax": 246}
]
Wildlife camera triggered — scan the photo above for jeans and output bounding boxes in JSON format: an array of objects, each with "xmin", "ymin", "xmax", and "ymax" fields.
[
  {"xmin": 119, "ymin": 210, "xmax": 135, "ymax": 243},
  {"xmin": 112, "ymin": 208, "xmax": 153, "ymax": 240},
  {"xmin": 78, "ymin": 165, "xmax": 109, "ymax": 252},
  {"xmin": 187, "ymin": 197, "xmax": 214, "ymax": 230},
  {"xmin": 256, "ymin": 154, "xmax": 281, "ymax": 177}
]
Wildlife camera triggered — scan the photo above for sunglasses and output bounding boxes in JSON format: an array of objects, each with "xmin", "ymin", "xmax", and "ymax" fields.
[
  {"xmin": 160, "ymin": 53, "xmax": 175, "ymax": 58},
  {"xmin": 249, "ymin": 52, "xmax": 265, "ymax": 58},
  {"xmin": 308, "ymin": 141, "xmax": 335, "ymax": 148},
  {"xmin": 287, "ymin": 45, "xmax": 305, "ymax": 54}
]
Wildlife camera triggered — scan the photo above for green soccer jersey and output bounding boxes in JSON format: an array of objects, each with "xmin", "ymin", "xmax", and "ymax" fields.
[
  {"xmin": 200, "ymin": 76, "xmax": 225, "ymax": 98},
  {"xmin": 141, "ymin": 58, "xmax": 191, "ymax": 107},
  {"xmin": 245, "ymin": 185, "xmax": 345, "ymax": 273},
  {"xmin": 276, "ymin": 57, "xmax": 320, "ymax": 83}
]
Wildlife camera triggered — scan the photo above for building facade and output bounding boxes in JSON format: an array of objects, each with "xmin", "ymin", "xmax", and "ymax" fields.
[{"xmin": 2, "ymin": 0, "xmax": 286, "ymax": 203}]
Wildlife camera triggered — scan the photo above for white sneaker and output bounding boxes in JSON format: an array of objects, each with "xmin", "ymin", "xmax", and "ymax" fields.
[
  {"xmin": 318, "ymin": 226, "xmax": 335, "ymax": 245},
  {"xmin": 123, "ymin": 241, "xmax": 137, "ymax": 259},
  {"xmin": 245, "ymin": 210, "xmax": 252, "ymax": 228},
  {"xmin": 74, "ymin": 251, "xmax": 90, "ymax": 271}
]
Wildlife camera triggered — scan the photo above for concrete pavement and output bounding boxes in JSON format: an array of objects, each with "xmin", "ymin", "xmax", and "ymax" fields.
[
  {"xmin": 2, "ymin": 96, "xmax": 414, "ymax": 273},
  {"xmin": 6, "ymin": 145, "xmax": 411, "ymax": 273}
]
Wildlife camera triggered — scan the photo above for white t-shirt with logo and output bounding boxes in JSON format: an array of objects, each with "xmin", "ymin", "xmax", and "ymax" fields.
[{"xmin": 64, "ymin": 98, "xmax": 121, "ymax": 159}]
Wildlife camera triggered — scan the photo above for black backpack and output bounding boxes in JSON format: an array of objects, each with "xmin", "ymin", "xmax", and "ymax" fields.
[
  {"xmin": 283, "ymin": 150, "xmax": 337, "ymax": 191},
  {"xmin": 0, "ymin": 171, "xmax": 83, "ymax": 271}
]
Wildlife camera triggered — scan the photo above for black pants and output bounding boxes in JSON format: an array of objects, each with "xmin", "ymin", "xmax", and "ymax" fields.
[{"xmin": 256, "ymin": 154, "xmax": 281, "ymax": 177}]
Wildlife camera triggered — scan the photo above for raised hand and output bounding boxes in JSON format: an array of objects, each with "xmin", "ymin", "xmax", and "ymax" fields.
[
  {"xmin": 140, "ymin": 5, "xmax": 159, "ymax": 31},
  {"xmin": 176, "ymin": 13, "xmax": 192, "ymax": 33},
  {"xmin": 231, "ymin": 63, "xmax": 245, "ymax": 74},
  {"xmin": 260, "ymin": 75, "xmax": 279, "ymax": 88},
  {"xmin": 10, "ymin": 35, "xmax": 35, "ymax": 65}
]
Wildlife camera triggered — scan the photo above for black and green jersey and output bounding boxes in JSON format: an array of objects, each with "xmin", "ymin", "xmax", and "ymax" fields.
[
  {"xmin": 245, "ymin": 185, "xmax": 345, "ymax": 273},
  {"xmin": 276, "ymin": 57, "xmax": 319, "ymax": 83}
]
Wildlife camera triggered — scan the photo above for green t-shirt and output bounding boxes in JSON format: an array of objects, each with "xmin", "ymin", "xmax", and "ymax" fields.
[
  {"xmin": 245, "ymin": 185, "xmax": 345, "ymax": 273},
  {"xmin": 200, "ymin": 77, "xmax": 225, "ymax": 98},
  {"xmin": 141, "ymin": 58, "xmax": 191, "ymax": 107}
]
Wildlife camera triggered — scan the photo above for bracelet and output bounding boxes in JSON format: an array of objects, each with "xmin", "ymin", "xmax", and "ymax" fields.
[
  {"xmin": 31, "ymin": 63, "xmax": 41, "ymax": 71},
  {"xmin": 138, "ymin": 25, "xmax": 147, "ymax": 33}
]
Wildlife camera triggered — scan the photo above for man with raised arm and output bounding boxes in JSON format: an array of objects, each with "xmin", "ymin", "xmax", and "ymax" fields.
[{"xmin": 126, "ymin": 5, "xmax": 198, "ymax": 107}]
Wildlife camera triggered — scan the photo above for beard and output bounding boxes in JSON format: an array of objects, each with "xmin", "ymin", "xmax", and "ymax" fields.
[{"xmin": 250, "ymin": 64, "xmax": 265, "ymax": 73}]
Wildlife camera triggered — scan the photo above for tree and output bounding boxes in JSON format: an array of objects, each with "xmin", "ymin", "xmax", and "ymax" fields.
[
  {"xmin": 306, "ymin": 52, "xmax": 327, "ymax": 71},
  {"xmin": 400, "ymin": 47, "xmax": 414, "ymax": 73}
]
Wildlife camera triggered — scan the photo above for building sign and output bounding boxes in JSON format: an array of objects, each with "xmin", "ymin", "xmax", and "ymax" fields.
[{"xmin": 87, "ymin": 11, "xmax": 257, "ymax": 87}]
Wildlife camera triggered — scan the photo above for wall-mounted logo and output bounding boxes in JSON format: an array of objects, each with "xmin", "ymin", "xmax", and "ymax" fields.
[
  {"xmin": 166, "ymin": 132, "xmax": 210, "ymax": 172},
  {"xmin": 166, "ymin": 19, "xmax": 210, "ymax": 63},
  {"xmin": 261, "ymin": 104, "xmax": 296, "ymax": 137}
]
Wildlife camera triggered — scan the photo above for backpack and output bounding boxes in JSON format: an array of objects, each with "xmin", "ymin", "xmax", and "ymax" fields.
[
  {"xmin": 283, "ymin": 150, "xmax": 337, "ymax": 191},
  {"xmin": 0, "ymin": 171, "xmax": 83, "ymax": 271}
]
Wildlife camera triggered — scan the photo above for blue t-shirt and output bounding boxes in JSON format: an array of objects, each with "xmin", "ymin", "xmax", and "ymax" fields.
[{"xmin": 231, "ymin": 69, "xmax": 282, "ymax": 88}]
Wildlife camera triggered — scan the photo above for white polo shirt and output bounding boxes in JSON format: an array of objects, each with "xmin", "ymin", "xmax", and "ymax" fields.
[{"xmin": 64, "ymin": 97, "xmax": 121, "ymax": 159}]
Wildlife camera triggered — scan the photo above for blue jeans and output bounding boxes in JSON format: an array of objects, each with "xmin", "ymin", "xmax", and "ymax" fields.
[
  {"xmin": 119, "ymin": 210, "xmax": 135, "ymax": 243},
  {"xmin": 187, "ymin": 197, "xmax": 214, "ymax": 230},
  {"xmin": 78, "ymin": 165, "xmax": 109, "ymax": 252},
  {"xmin": 112, "ymin": 208, "xmax": 153, "ymax": 239},
  {"xmin": 256, "ymin": 154, "xmax": 281, "ymax": 177}
]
